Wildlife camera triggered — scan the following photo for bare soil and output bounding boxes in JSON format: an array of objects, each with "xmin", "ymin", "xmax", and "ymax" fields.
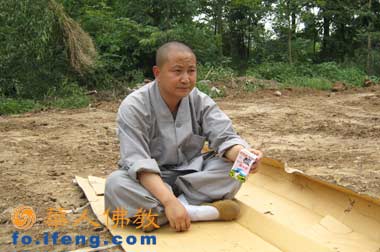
[{"xmin": 1, "ymin": 85, "xmax": 380, "ymax": 251}]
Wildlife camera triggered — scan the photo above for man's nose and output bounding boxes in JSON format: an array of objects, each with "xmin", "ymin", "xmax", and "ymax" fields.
[{"xmin": 181, "ymin": 72, "xmax": 190, "ymax": 83}]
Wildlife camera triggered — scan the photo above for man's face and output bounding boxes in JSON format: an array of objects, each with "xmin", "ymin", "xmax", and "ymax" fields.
[{"xmin": 153, "ymin": 51, "xmax": 197, "ymax": 100}]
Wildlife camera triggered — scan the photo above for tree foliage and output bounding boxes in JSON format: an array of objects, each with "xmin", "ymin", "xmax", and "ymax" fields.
[
  {"xmin": 1, "ymin": 0, "xmax": 380, "ymax": 100},
  {"xmin": 0, "ymin": 0, "xmax": 64, "ymax": 98}
]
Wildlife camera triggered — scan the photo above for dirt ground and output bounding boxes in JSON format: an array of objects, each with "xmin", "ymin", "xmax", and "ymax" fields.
[{"xmin": 1, "ymin": 85, "xmax": 380, "ymax": 251}]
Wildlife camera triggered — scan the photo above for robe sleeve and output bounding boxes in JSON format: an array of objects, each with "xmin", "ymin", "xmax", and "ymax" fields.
[
  {"xmin": 198, "ymin": 91, "xmax": 250, "ymax": 157},
  {"xmin": 116, "ymin": 97, "xmax": 161, "ymax": 181}
]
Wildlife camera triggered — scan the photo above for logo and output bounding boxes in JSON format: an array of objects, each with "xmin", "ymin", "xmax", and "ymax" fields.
[{"xmin": 11, "ymin": 206, "xmax": 36, "ymax": 230}]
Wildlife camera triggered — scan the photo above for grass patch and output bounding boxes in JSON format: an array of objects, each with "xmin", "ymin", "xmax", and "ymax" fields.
[
  {"xmin": 0, "ymin": 98, "xmax": 42, "ymax": 115},
  {"xmin": 283, "ymin": 77, "xmax": 332, "ymax": 90},
  {"xmin": 46, "ymin": 95, "xmax": 90, "ymax": 109},
  {"xmin": 313, "ymin": 62, "xmax": 365, "ymax": 86},
  {"xmin": 197, "ymin": 64, "xmax": 235, "ymax": 82},
  {"xmin": 196, "ymin": 81, "xmax": 226, "ymax": 98},
  {"xmin": 0, "ymin": 82, "xmax": 90, "ymax": 116},
  {"xmin": 247, "ymin": 62, "xmax": 369, "ymax": 89},
  {"xmin": 0, "ymin": 94, "xmax": 90, "ymax": 116},
  {"xmin": 43, "ymin": 80, "xmax": 90, "ymax": 109}
]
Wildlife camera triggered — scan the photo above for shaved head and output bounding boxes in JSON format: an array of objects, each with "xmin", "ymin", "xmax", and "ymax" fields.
[{"xmin": 156, "ymin": 41, "xmax": 195, "ymax": 67}]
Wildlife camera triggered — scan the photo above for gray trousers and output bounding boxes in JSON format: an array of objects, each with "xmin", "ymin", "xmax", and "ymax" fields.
[{"xmin": 104, "ymin": 155, "xmax": 241, "ymax": 218}]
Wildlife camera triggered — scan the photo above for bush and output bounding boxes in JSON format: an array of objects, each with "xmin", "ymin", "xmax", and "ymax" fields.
[
  {"xmin": 246, "ymin": 62, "xmax": 367, "ymax": 89},
  {"xmin": 197, "ymin": 64, "xmax": 235, "ymax": 82},
  {"xmin": 196, "ymin": 82, "xmax": 226, "ymax": 98},
  {"xmin": 0, "ymin": 93, "xmax": 90, "ymax": 115},
  {"xmin": 44, "ymin": 80, "xmax": 90, "ymax": 109},
  {"xmin": 283, "ymin": 77, "xmax": 332, "ymax": 90},
  {"xmin": 252, "ymin": 62, "xmax": 297, "ymax": 82},
  {"xmin": 312, "ymin": 62, "xmax": 341, "ymax": 80},
  {"xmin": 0, "ymin": 0, "xmax": 74, "ymax": 99},
  {"xmin": 313, "ymin": 62, "xmax": 365, "ymax": 86},
  {"xmin": 335, "ymin": 67, "xmax": 366, "ymax": 87},
  {"xmin": 0, "ymin": 80, "xmax": 90, "ymax": 115},
  {"xmin": 47, "ymin": 95, "xmax": 90, "ymax": 109},
  {"xmin": 0, "ymin": 98, "xmax": 42, "ymax": 115},
  {"xmin": 243, "ymin": 79, "xmax": 268, "ymax": 92},
  {"xmin": 139, "ymin": 23, "xmax": 223, "ymax": 67},
  {"xmin": 368, "ymin": 75, "xmax": 380, "ymax": 83}
]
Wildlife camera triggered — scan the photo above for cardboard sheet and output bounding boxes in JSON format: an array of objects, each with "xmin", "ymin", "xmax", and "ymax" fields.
[
  {"xmin": 76, "ymin": 157, "xmax": 380, "ymax": 252},
  {"xmin": 88, "ymin": 176, "xmax": 105, "ymax": 196}
]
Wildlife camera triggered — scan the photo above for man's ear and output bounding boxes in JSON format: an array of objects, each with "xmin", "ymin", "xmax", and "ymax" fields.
[{"xmin": 153, "ymin": 66, "xmax": 160, "ymax": 79}]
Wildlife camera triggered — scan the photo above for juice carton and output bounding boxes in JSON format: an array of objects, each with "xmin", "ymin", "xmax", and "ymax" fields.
[{"xmin": 229, "ymin": 149, "xmax": 257, "ymax": 182}]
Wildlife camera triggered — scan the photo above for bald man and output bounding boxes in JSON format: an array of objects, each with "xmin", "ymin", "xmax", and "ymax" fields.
[{"xmin": 105, "ymin": 41, "xmax": 263, "ymax": 232}]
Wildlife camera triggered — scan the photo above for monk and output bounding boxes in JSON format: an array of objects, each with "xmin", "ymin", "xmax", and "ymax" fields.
[{"xmin": 105, "ymin": 41, "xmax": 263, "ymax": 232}]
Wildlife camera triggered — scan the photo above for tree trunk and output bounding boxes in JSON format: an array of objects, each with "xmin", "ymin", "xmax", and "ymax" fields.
[
  {"xmin": 321, "ymin": 9, "xmax": 330, "ymax": 60},
  {"xmin": 292, "ymin": 12, "xmax": 296, "ymax": 35},
  {"xmin": 339, "ymin": 23, "xmax": 345, "ymax": 62},
  {"xmin": 313, "ymin": 25, "xmax": 317, "ymax": 59},
  {"xmin": 367, "ymin": 0, "xmax": 373, "ymax": 75},
  {"xmin": 214, "ymin": 14, "xmax": 217, "ymax": 35},
  {"xmin": 247, "ymin": 25, "xmax": 251, "ymax": 60},
  {"xmin": 216, "ymin": 3, "xmax": 223, "ymax": 35},
  {"xmin": 367, "ymin": 30, "xmax": 372, "ymax": 75},
  {"xmin": 287, "ymin": 0, "xmax": 293, "ymax": 65},
  {"xmin": 215, "ymin": 1, "xmax": 224, "ymax": 56}
]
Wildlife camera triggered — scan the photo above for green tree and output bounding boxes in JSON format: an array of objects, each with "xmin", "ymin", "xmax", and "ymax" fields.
[
  {"xmin": 0, "ymin": 0, "xmax": 65, "ymax": 98},
  {"xmin": 0, "ymin": 0, "xmax": 96, "ymax": 99},
  {"xmin": 112, "ymin": 0, "xmax": 198, "ymax": 29},
  {"xmin": 199, "ymin": 0, "xmax": 228, "ymax": 36},
  {"xmin": 317, "ymin": 0, "xmax": 360, "ymax": 62},
  {"xmin": 224, "ymin": 0, "xmax": 266, "ymax": 73},
  {"xmin": 272, "ymin": 0, "xmax": 306, "ymax": 64}
]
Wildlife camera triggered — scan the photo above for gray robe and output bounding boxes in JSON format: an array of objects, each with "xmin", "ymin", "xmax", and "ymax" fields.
[{"xmin": 105, "ymin": 81, "xmax": 250, "ymax": 217}]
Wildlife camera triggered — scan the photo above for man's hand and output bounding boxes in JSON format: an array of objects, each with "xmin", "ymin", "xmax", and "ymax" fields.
[
  {"xmin": 224, "ymin": 145, "xmax": 263, "ymax": 173},
  {"xmin": 248, "ymin": 148, "xmax": 263, "ymax": 174},
  {"xmin": 138, "ymin": 172, "xmax": 190, "ymax": 232},
  {"xmin": 163, "ymin": 198, "xmax": 191, "ymax": 232}
]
